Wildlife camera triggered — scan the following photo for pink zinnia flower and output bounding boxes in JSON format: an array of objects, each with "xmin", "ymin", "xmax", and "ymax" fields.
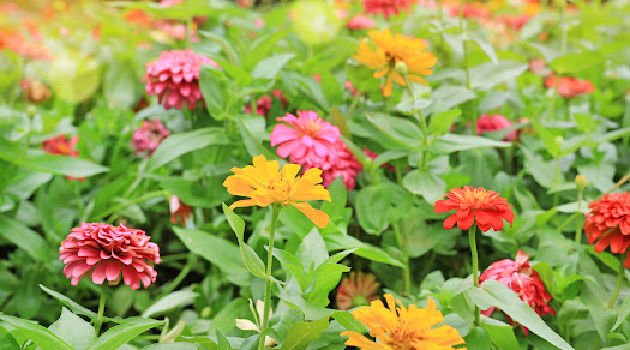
[
  {"xmin": 320, "ymin": 141, "xmax": 363, "ymax": 189},
  {"xmin": 363, "ymin": 0, "xmax": 414, "ymax": 18},
  {"xmin": 59, "ymin": 223, "xmax": 161, "ymax": 290},
  {"xmin": 344, "ymin": 80, "xmax": 359, "ymax": 96},
  {"xmin": 132, "ymin": 120, "xmax": 170, "ymax": 156},
  {"xmin": 161, "ymin": 0, "xmax": 185, "ymax": 6},
  {"xmin": 545, "ymin": 75, "xmax": 595, "ymax": 98},
  {"xmin": 42, "ymin": 135, "xmax": 84, "ymax": 181},
  {"xmin": 143, "ymin": 49, "xmax": 219, "ymax": 110},
  {"xmin": 245, "ymin": 90, "xmax": 288, "ymax": 117},
  {"xmin": 270, "ymin": 110, "xmax": 341, "ymax": 168},
  {"xmin": 476, "ymin": 114, "xmax": 516, "ymax": 141},
  {"xmin": 528, "ymin": 58, "xmax": 546, "ymax": 75},
  {"xmin": 480, "ymin": 250, "xmax": 554, "ymax": 335},
  {"xmin": 346, "ymin": 14, "xmax": 375, "ymax": 30}
]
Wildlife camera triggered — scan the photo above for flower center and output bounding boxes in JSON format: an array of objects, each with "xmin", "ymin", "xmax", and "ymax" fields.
[{"xmin": 266, "ymin": 177, "xmax": 294, "ymax": 205}]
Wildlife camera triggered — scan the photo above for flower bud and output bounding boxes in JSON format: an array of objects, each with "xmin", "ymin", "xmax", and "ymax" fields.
[
  {"xmin": 575, "ymin": 175, "xmax": 587, "ymax": 190},
  {"xmin": 395, "ymin": 61, "xmax": 408, "ymax": 77}
]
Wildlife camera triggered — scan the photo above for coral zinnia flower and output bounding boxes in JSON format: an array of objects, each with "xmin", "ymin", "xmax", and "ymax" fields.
[
  {"xmin": 480, "ymin": 250, "xmax": 554, "ymax": 335},
  {"xmin": 223, "ymin": 155, "xmax": 331, "ymax": 228},
  {"xmin": 59, "ymin": 223, "xmax": 161, "ymax": 290},
  {"xmin": 270, "ymin": 110, "xmax": 341, "ymax": 168},
  {"xmin": 584, "ymin": 193, "xmax": 630, "ymax": 267},
  {"xmin": 476, "ymin": 114, "xmax": 517, "ymax": 141},
  {"xmin": 169, "ymin": 195, "xmax": 193, "ymax": 226},
  {"xmin": 353, "ymin": 29, "xmax": 437, "ymax": 97},
  {"xmin": 363, "ymin": 0, "xmax": 414, "ymax": 18},
  {"xmin": 347, "ymin": 14, "xmax": 376, "ymax": 30},
  {"xmin": 143, "ymin": 49, "xmax": 219, "ymax": 110},
  {"xmin": 434, "ymin": 186, "xmax": 514, "ymax": 232},
  {"xmin": 340, "ymin": 294, "xmax": 466, "ymax": 349},
  {"xmin": 336, "ymin": 272, "xmax": 380, "ymax": 310},
  {"xmin": 545, "ymin": 75, "xmax": 595, "ymax": 99},
  {"xmin": 132, "ymin": 119, "xmax": 170, "ymax": 157},
  {"xmin": 42, "ymin": 135, "xmax": 84, "ymax": 181}
]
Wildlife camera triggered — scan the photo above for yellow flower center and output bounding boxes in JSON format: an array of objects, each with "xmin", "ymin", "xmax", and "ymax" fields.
[{"xmin": 266, "ymin": 177, "xmax": 295, "ymax": 205}]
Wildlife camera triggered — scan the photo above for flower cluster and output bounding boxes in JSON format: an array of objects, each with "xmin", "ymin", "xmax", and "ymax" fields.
[
  {"xmin": 476, "ymin": 114, "xmax": 517, "ymax": 141},
  {"xmin": 59, "ymin": 223, "xmax": 161, "ymax": 290},
  {"xmin": 336, "ymin": 272, "xmax": 380, "ymax": 310},
  {"xmin": 131, "ymin": 119, "xmax": 170, "ymax": 156},
  {"xmin": 0, "ymin": 29, "xmax": 53, "ymax": 61},
  {"xmin": 584, "ymin": 193, "xmax": 630, "ymax": 267},
  {"xmin": 143, "ymin": 49, "xmax": 219, "ymax": 110},
  {"xmin": 545, "ymin": 75, "xmax": 595, "ymax": 98},
  {"xmin": 270, "ymin": 110, "xmax": 363, "ymax": 189},
  {"xmin": 480, "ymin": 250, "xmax": 555, "ymax": 334},
  {"xmin": 434, "ymin": 186, "xmax": 514, "ymax": 231},
  {"xmin": 362, "ymin": 0, "xmax": 414, "ymax": 18}
]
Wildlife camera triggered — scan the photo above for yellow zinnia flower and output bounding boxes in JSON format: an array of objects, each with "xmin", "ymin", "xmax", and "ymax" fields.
[
  {"xmin": 353, "ymin": 28, "xmax": 437, "ymax": 97},
  {"xmin": 223, "ymin": 155, "xmax": 331, "ymax": 228},
  {"xmin": 340, "ymin": 294, "xmax": 466, "ymax": 350}
]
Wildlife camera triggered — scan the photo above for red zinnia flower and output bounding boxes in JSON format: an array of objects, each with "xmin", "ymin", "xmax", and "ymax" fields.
[
  {"xmin": 336, "ymin": 272, "xmax": 380, "ymax": 310},
  {"xmin": 480, "ymin": 250, "xmax": 554, "ymax": 334},
  {"xmin": 42, "ymin": 135, "xmax": 84, "ymax": 181},
  {"xmin": 476, "ymin": 114, "xmax": 516, "ymax": 141},
  {"xmin": 363, "ymin": 0, "xmax": 414, "ymax": 18},
  {"xmin": 584, "ymin": 193, "xmax": 630, "ymax": 267},
  {"xmin": 245, "ymin": 90, "xmax": 288, "ymax": 117},
  {"xmin": 143, "ymin": 49, "xmax": 219, "ymax": 110},
  {"xmin": 528, "ymin": 58, "xmax": 547, "ymax": 75},
  {"xmin": 545, "ymin": 75, "xmax": 595, "ymax": 98},
  {"xmin": 59, "ymin": 223, "xmax": 161, "ymax": 290},
  {"xmin": 434, "ymin": 186, "xmax": 514, "ymax": 232},
  {"xmin": 170, "ymin": 195, "xmax": 193, "ymax": 226},
  {"xmin": 131, "ymin": 120, "xmax": 170, "ymax": 157}
]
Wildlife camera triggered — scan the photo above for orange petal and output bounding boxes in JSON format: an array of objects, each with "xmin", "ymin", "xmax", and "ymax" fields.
[{"xmin": 291, "ymin": 202, "xmax": 330, "ymax": 228}]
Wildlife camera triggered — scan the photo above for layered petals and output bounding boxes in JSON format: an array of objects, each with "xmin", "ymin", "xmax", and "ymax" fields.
[
  {"xmin": 336, "ymin": 272, "xmax": 380, "ymax": 310},
  {"xmin": 584, "ymin": 193, "xmax": 630, "ymax": 267},
  {"xmin": 132, "ymin": 119, "xmax": 170, "ymax": 156}
]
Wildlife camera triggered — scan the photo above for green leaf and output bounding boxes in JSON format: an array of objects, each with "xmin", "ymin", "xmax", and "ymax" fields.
[
  {"xmin": 273, "ymin": 248, "xmax": 309, "ymax": 292},
  {"xmin": 21, "ymin": 153, "xmax": 108, "ymax": 178},
  {"xmin": 199, "ymin": 66, "xmax": 228, "ymax": 118},
  {"xmin": 172, "ymin": 227, "xmax": 250, "ymax": 286},
  {"xmin": 331, "ymin": 311, "xmax": 367, "ymax": 333},
  {"xmin": 0, "ymin": 215, "xmax": 48, "ymax": 262},
  {"xmin": 469, "ymin": 61, "xmax": 528, "ymax": 90},
  {"xmin": 479, "ymin": 280, "xmax": 574, "ymax": 350},
  {"xmin": 297, "ymin": 228, "xmax": 329, "ymax": 270},
  {"xmin": 366, "ymin": 114, "xmax": 423, "ymax": 149},
  {"xmin": 0, "ymin": 325, "xmax": 19, "ymax": 350},
  {"xmin": 426, "ymin": 85, "xmax": 476, "ymax": 115},
  {"xmin": 216, "ymin": 331, "xmax": 232, "ymax": 350},
  {"xmin": 222, "ymin": 205, "xmax": 266, "ymax": 279},
  {"xmin": 142, "ymin": 289, "xmax": 197, "ymax": 318},
  {"xmin": 307, "ymin": 264, "xmax": 350, "ymax": 307},
  {"xmin": 234, "ymin": 115, "xmax": 269, "ymax": 158},
  {"xmin": 354, "ymin": 185, "xmax": 392, "ymax": 235},
  {"xmin": 0, "ymin": 313, "xmax": 73, "ymax": 350},
  {"xmin": 466, "ymin": 327, "xmax": 491, "ymax": 350},
  {"xmin": 251, "ymin": 54, "xmax": 295, "ymax": 80},
  {"xmin": 471, "ymin": 37, "xmax": 498, "ymax": 63},
  {"xmin": 87, "ymin": 318, "xmax": 162, "ymax": 350},
  {"xmin": 39, "ymin": 285, "xmax": 97, "ymax": 319},
  {"xmin": 323, "ymin": 232, "xmax": 403, "ymax": 267},
  {"xmin": 482, "ymin": 319, "xmax": 520, "ymax": 349},
  {"xmin": 429, "ymin": 109, "xmax": 461, "ymax": 136},
  {"xmin": 402, "ymin": 170, "xmax": 446, "ymax": 203},
  {"xmin": 49, "ymin": 308, "xmax": 96, "ymax": 350},
  {"xmin": 551, "ymin": 53, "xmax": 603, "ymax": 75},
  {"xmin": 280, "ymin": 317, "xmax": 330, "ymax": 350},
  {"xmin": 142, "ymin": 344, "xmax": 198, "ymax": 350},
  {"xmin": 430, "ymin": 134, "xmax": 511, "ymax": 153},
  {"xmin": 149, "ymin": 128, "xmax": 228, "ymax": 170},
  {"xmin": 611, "ymin": 294, "xmax": 630, "ymax": 331}
]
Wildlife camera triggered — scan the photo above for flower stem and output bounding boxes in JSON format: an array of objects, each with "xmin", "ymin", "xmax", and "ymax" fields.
[
  {"xmin": 94, "ymin": 286, "xmax": 107, "ymax": 336},
  {"xmin": 258, "ymin": 206, "xmax": 281, "ymax": 350},
  {"xmin": 575, "ymin": 186, "xmax": 584, "ymax": 244},
  {"xmin": 393, "ymin": 221, "xmax": 411, "ymax": 296},
  {"xmin": 468, "ymin": 225, "xmax": 480, "ymax": 326},
  {"xmin": 608, "ymin": 253, "xmax": 626, "ymax": 308},
  {"xmin": 403, "ymin": 77, "xmax": 430, "ymax": 170}
]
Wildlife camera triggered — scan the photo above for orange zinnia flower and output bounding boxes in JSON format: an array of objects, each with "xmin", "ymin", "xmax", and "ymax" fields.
[
  {"xmin": 340, "ymin": 294, "xmax": 466, "ymax": 349},
  {"xmin": 434, "ymin": 186, "xmax": 514, "ymax": 232},
  {"xmin": 584, "ymin": 192, "xmax": 630, "ymax": 267},
  {"xmin": 336, "ymin": 272, "xmax": 380, "ymax": 310},
  {"xmin": 353, "ymin": 28, "xmax": 437, "ymax": 97},
  {"xmin": 223, "ymin": 155, "xmax": 331, "ymax": 228}
]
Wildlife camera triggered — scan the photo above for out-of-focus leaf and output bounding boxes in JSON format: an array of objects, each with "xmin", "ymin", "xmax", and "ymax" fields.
[
  {"xmin": 39, "ymin": 285, "xmax": 97, "ymax": 319},
  {"xmin": 87, "ymin": 318, "xmax": 163, "ymax": 350},
  {"xmin": 430, "ymin": 134, "xmax": 510, "ymax": 153},
  {"xmin": 18, "ymin": 153, "xmax": 107, "ymax": 178},
  {"xmin": 48, "ymin": 308, "xmax": 96, "ymax": 350},
  {"xmin": 148, "ymin": 128, "xmax": 228, "ymax": 170},
  {"xmin": 469, "ymin": 61, "xmax": 528, "ymax": 90},
  {"xmin": 142, "ymin": 289, "xmax": 197, "ymax": 318},
  {"xmin": 0, "ymin": 314, "xmax": 73, "ymax": 350},
  {"xmin": 0, "ymin": 215, "xmax": 48, "ymax": 262},
  {"xmin": 280, "ymin": 317, "xmax": 330, "ymax": 350},
  {"xmin": 251, "ymin": 54, "xmax": 295, "ymax": 80},
  {"xmin": 354, "ymin": 185, "xmax": 392, "ymax": 235},
  {"xmin": 402, "ymin": 170, "xmax": 446, "ymax": 203}
]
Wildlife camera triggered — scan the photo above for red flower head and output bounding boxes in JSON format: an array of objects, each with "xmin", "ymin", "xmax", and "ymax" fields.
[
  {"xmin": 336, "ymin": 272, "xmax": 380, "ymax": 310},
  {"xmin": 42, "ymin": 135, "xmax": 84, "ymax": 181},
  {"xmin": 528, "ymin": 58, "xmax": 547, "ymax": 75},
  {"xmin": 59, "ymin": 223, "xmax": 161, "ymax": 290},
  {"xmin": 143, "ymin": 49, "xmax": 219, "ymax": 110},
  {"xmin": 476, "ymin": 114, "xmax": 516, "ymax": 141},
  {"xmin": 363, "ymin": 0, "xmax": 414, "ymax": 18},
  {"xmin": 270, "ymin": 110, "xmax": 341, "ymax": 169},
  {"xmin": 347, "ymin": 14, "xmax": 376, "ymax": 30},
  {"xmin": 245, "ymin": 90, "xmax": 288, "ymax": 117},
  {"xmin": 584, "ymin": 193, "xmax": 630, "ymax": 267},
  {"xmin": 545, "ymin": 75, "xmax": 595, "ymax": 99},
  {"xmin": 169, "ymin": 195, "xmax": 192, "ymax": 226},
  {"xmin": 131, "ymin": 120, "xmax": 170, "ymax": 157},
  {"xmin": 320, "ymin": 141, "xmax": 363, "ymax": 190},
  {"xmin": 448, "ymin": 2, "xmax": 491, "ymax": 20},
  {"xmin": 480, "ymin": 250, "xmax": 555, "ymax": 334},
  {"xmin": 500, "ymin": 14, "xmax": 530, "ymax": 31},
  {"xmin": 434, "ymin": 186, "xmax": 514, "ymax": 232}
]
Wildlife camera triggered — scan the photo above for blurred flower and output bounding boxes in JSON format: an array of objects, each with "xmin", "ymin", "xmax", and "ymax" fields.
[
  {"xmin": 20, "ymin": 79, "xmax": 52, "ymax": 104},
  {"xmin": 320, "ymin": 141, "xmax": 363, "ymax": 189},
  {"xmin": 353, "ymin": 29, "xmax": 437, "ymax": 97},
  {"xmin": 448, "ymin": 2, "xmax": 491, "ymax": 19},
  {"xmin": 500, "ymin": 14, "xmax": 530, "ymax": 31},
  {"xmin": 336, "ymin": 272, "xmax": 380, "ymax": 310},
  {"xmin": 143, "ymin": 49, "xmax": 219, "ymax": 110},
  {"xmin": 131, "ymin": 120, "xmax": 170, "ymax": 156},
  {"xmin": 42, "ymin": 135, "xmax": 83, "ymax": 181},
  {"xmin": 363, "ymin": 0, "xmax": 414, "ymax": 18},
  {"xmin": 0, "ymin": 30, "xmax": 53, "ymax": 61},
  {"xmin": 434, "ymin": 186, "xmax": 514, "ymax": 231},
  {"xmin": 528, "ymin": 58, "xmax": 546, "ymax": 75},
  {"xmin": 336, "ymin": 9, "xmax": 349, "ymax": 19},
  {"xmin": 364, "ymin": 148, "xmax": 395, "ymax": 171},
  {"xmin": 340, "ymin": 294, "xmax": 466, "ymax": 349},
  {"xmin": 223, "ymin": 155, "xmax": 331, "ymax": 228},
  {"xmin": 170, "ymin": 195, "xmax": 192, "ymax": 226},
  {"xmin": 270, "ymin": 110, "xmax": 341, "ymax": 169},
  {"xmin": 480, "ymin": 250, "xmax": 554, "ymax": 335},
  {"xmin": 291, "ymin": 0, "xmax": 342, "ymax": 45},
  {"xmin": 161, "ymin": 0, "xmax": 185, "ymax": 6},
  {"xmin": 346, "ymin": 14, "xmax": 376, "ymax": 30},
  {"xmin": 235, "ymin": 300, "xmax": 276, "ymax": 346},
  {"xmin": 584, "ymin": 193, "xmax": 630, "ymax": 267},
  {"xmin": 245, "ymin": 90, "xmax": 288, "ymax": 117},
  {"xmin": 476, "ymin": 114, "xmax": 516, "ymax": 141},
  {"xmin": 545, "ymin": 75, "xmax": 595, "ymax": 98},
  {"xmin": 516, "ymin": 117, "xmax": 535, "ymax": 139},
  {"xmin": 344, "ymin": 80, "xmax": 359, "ymax": 96},
  {"xmin": 59, "ymin": 223, "xmax": 161, "ymax": 290},
  {"xmin": 125, "ymin": 9, "xmax": 152, "ymax": 27}
]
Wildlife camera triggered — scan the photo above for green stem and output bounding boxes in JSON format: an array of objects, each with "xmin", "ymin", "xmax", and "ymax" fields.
[
  {"xmin": 258, "ymin": 206, "xmax": 281, "ymax": 350},
  {"xmin": 575, "ymin": 186, "xmax": 583, "ymax": 244},
  {"xmin": 608, "ymin": 253, "xmax": 626, "ymax": 308},
  {"xmin": 393, "ymin": 221, "xmax": 411, "ymax": 296},
  {"xmin": 101, "ymin": 190, "xmax": 169, "ymax": 221},
  {"xmin": 94, "ymin": 286, "xmax": 107, "ymax": 336},
  {"xmin": 468, "ymin": 225, "xmax": 480, "ymax": 326},
  {"xmin": 160, "ymin": 255, "xmax": 195, "ymax": 298},
  {"xmin": 403, "ymin": 77, "xmax": 430, "ymax": 170}
]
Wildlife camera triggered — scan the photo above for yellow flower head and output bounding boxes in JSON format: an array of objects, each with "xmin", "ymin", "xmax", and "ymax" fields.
[
  {"xmin": 223, "ymin": 155, "xmax": 331, "ymax": 228},
  {"xmin": 353, "ymin": 28, "xmax": 437, "ymax": 97},
  {"xmin": 340, "ymin": 294, "xmax": 466, "ymax": 350}
]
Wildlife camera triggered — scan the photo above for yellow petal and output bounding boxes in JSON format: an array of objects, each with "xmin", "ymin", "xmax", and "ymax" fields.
[
  {"xmin": 281, "ymin": 163, "xmax": 301, "ymax": 180},
  {"xmin": 291, "ymin": 202, "xmax": 330, "ymax": 228},
  {"xmin": 229, "ymin": 199, "xmax": 257, "ymax": 210}
]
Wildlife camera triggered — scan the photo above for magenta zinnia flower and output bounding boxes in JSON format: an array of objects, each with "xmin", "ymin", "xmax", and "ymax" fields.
[
  {"xmin": 270, "ymin": 110, "xmax": 341, "ymax": 168},
  {"xmin": 132, "ymin": 119, "xmax": 170, "ymax": 156},
  {"xmin": 320, "ymin": 141, "xmax": 363, "ymax": 189},
  {"xmin": 143, "ymin": 49, "xmax": 219, "ymax": 110},
  {"xmin": 59, "ymin": 223, "xmax": 161, "ymax": 290},
  {"xmin": 476, "ymin": 114, "xmax": 516, "ymax": 141}
]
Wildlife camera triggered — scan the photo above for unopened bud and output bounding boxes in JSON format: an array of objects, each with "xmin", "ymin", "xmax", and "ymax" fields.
[
  {"xmin": 576, "ymin": 175, "xmax": 587, "ymax": 190},
  {"xmin": 395, "ymin": 61, "xmax": 408, "ymax": 77}
]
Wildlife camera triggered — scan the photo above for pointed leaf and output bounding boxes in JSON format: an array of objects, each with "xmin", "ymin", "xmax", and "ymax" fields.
[
  {"xmin": 0, "ymin": 314, "xmax": 73, "ymax": 350},
  {"xmin": 87, "ymin": 318, "xmax": 162, "ymax": 350}
]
